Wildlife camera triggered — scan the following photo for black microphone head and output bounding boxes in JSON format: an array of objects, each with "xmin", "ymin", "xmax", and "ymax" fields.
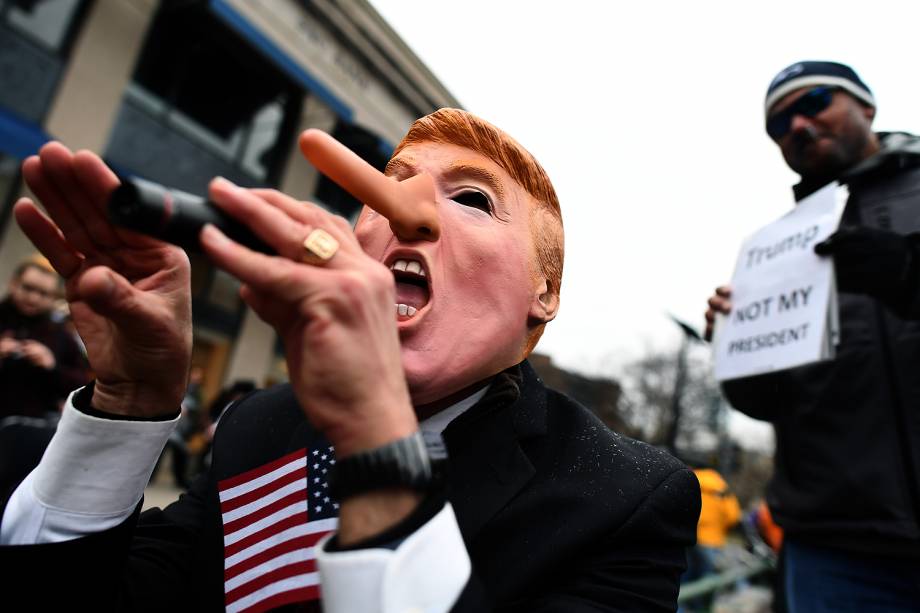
[
  {"xmin": 108, "ymin": 176, "xmax": 181, "ymax": 235},
  {"xmin": 107, "ymin": 176, "xmax": 272, "ymax": 254}
]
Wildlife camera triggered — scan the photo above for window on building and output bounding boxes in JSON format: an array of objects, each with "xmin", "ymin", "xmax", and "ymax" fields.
[
  {"xmin": 0, "ymin": 152, "xmax": 21, "ymax": 231},
  {"xmin": 188, "ymin": 252, "xmax": 245, "ymax": 337},
  {"xmin": 103, "ymin": 2, "xmax": 307, "ymax": 344},
  {"xmin": 315, "ymin": 121, "xmax": 391, "ymax": 219},
  {"xmin": 2, "ymin": 0, "xmax": 88, "ymax": 54},
  {"xmin": 0, "ymin": 0, "xmax": 91, "ymax": 123},
  {"xmin": 127, "ymin": 3, "xmax": 302, "ymax": 185}
]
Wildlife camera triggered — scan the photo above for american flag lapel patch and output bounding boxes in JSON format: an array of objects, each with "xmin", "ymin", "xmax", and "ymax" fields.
[{"xmin": 219, "ymin": 447, "xmax": 339, "ymax": 612}]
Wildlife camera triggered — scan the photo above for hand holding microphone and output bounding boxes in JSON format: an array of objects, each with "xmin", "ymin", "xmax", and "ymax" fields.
[
  {"xmin": 108, "ymin": 177, "xmax": 273, "ymax": 254},
  {"xmin": 107, "ymin": 130, "xmax": 440, "ymax": 252}
]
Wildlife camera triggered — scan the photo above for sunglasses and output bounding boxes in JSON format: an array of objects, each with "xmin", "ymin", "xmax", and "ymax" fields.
[{"xmin": 766, "ymin": 86, "xmax": 836, "ymax": 140}]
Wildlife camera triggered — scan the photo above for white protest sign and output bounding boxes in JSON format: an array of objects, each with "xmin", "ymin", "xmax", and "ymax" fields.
[{"xmin": 713, "ymin": 183, "xmax": 846, "ymax": 381}]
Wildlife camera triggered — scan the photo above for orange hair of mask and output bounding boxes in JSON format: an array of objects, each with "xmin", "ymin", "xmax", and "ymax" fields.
[{"xmin": 391, "ymin": 108, "xmax": 564, "ymax": 356}]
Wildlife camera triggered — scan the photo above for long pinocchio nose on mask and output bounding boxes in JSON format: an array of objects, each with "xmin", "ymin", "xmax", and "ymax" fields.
[{"xmin": 298, "ymin": 130, "xmax": 439, "ymax": 242}]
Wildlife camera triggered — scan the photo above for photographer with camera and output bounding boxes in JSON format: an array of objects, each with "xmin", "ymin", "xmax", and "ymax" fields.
[
  {"xmin": 0, "ymin": 257, "xmax": 89, "ymax": 421},
  {"xmin": 0, "ymin": 257, "xmax": 89, "ymax": 511}
]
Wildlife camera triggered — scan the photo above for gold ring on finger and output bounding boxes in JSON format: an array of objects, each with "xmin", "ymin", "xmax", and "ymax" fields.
[{"xmin": 301, "ymin": 228, "xmax": 339, "ymax": 265}]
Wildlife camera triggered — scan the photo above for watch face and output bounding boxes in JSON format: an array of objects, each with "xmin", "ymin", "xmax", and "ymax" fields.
[{"xmin": 330, "ymin": 432, "xmax": 445, "ymax": 500}]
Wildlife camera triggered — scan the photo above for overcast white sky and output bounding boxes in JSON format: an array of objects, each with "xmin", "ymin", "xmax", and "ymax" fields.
[{"xmin": 371, "ymin": 1, "xmax": 920, "ymax": 392}]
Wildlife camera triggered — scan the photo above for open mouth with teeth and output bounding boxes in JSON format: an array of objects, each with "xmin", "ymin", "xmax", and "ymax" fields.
[{"xmin": 390, "ymin": 258, "xmax": 430, "ymax": 319}]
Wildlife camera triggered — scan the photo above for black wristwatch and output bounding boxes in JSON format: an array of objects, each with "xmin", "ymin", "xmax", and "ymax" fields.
[{"xmin": 329, "ymin": 431, "xmax": 447, "ymax": 500}]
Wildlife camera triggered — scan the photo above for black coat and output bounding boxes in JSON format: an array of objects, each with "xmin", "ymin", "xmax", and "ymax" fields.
[
  {"xmin": 2, "ymin": 361, "xmax": 700, "ymax": 611},
  {"xmin": 724, "ymin": 132, "xmax": 920, "ymax": 559},
  {"xmin": 0, "ymin": 298, "xmax": 89, "ymax": 419}
]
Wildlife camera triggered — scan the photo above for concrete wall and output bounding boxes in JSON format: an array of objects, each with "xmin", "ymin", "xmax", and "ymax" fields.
[
  {"xmin": 0, "ymin": 0, "xmax": 156, "ymax": 285},
  {"xmin": 221, "ymin": 95, "xmax": 338, "ymax": 386},
  {"xmin": 45, "ymin": 0, "xmax": 156, "ymax": 150}
]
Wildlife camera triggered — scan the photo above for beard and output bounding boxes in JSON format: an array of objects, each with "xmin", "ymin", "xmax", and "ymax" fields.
[{"xmin": 784, "ymin": 124, "xmax": 871, "ymax": 182}]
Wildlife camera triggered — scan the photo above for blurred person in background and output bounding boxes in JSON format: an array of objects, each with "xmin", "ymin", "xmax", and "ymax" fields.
[
  {"xmin": 681, "ymin": 466, "xmax": 741, "ymax": 612},
  {"xmin": 206, "ymin": 379, "xmax": 256, "ymax": 431},
  {"xmin": 194, "ymin": 379, "xmax": 257, "ymax": 475},
  {"xmin": 691, "ymin": 466, "xmax": 742, "ymax": 576},
  {"xmin": 705, "ymin": 61, "xmax": 920, "ymax": 611},
  {"xmin": 0, "ymin": 256, "xmax": 89, "ymax": 511},
  {"xmin": 0, "ymin": 256, "xmax": 89, "ymax": 421},
  {"xmin": 750, "ymin": 500, "xmax": 783, "ymax": 555},
  {"xmin": 151, "ymin": 365, "xmax": 206, "ymax": 488}
]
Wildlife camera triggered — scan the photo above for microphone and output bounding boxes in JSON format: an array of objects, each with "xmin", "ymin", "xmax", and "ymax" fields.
[
  {"xmin": 108, "ymin": 130, "xmax": 440, "ymax": 253},
  {"xmin": 108, "ymin": 177, "xmax": 272, "ymax": 254}
]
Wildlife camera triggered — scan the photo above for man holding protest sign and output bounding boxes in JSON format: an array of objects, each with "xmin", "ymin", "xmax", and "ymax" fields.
[{"xmin": 705, "ymin": 62, "xmax": 920, "ymax": 609}]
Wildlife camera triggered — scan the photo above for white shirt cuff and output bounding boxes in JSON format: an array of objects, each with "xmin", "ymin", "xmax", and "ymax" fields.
[
  {"xmin": 316, "ymin": 502, "xmax": 471, "ymax": 613},
  {"xmin": 0, "ymin": 388, "xmax": 178, "ymax": 544}
]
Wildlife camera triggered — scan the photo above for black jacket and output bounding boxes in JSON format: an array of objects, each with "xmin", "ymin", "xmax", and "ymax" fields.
[
  {"xmin": 2, "ymin": 361, "xmax": 700, "ymax": 611},
  {"xmin": 723, "ymin": 132, "xmax": 920, "ymax": 559},
  {"xmin": 0, "ymin": 298, "xmax": 89, "ymax": 419}
]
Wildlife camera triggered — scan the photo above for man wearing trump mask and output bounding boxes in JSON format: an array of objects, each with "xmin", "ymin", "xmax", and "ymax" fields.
[{"xmin": 0, "ymin": 108, "xmax": 699, "ymax": 611}]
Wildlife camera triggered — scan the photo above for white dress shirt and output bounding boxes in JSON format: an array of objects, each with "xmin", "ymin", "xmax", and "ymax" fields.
[{"xmin": 0, "ymin": 385, "xmax": 484, "ymax": 612}]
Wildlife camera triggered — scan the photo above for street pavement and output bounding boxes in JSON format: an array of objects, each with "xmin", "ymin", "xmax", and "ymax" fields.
[{"xmin": 142, "ymin": 454, "xmax": 184, "ymax": 510}]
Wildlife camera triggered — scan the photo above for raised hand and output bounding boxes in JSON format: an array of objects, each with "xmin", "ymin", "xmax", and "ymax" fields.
[
  {"xmin": 0, "ymin": 335, "xmax": 21, "ymax": 359},
  {"xmin": 19, "ymin": 340, "xmax": 55, "ymax": 370},
  {"xmin": 200, "ymin": 181, "xmax": 416, "ymax": 458},
  {"xmin": 14, "ymin": 142, "xmax": 192, "ymax": 417},
  {"xmin": 704, "ymin": 285, "xmax": 732, "ymax": 342}
]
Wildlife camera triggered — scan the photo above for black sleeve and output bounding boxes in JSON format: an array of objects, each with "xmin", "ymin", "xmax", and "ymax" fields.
[
  {"xmin": 899, "ymin": 234, "xmax": 920, "ymax": 319},
  {"xmin": 1, "ymin": 505, "xmax": 141, "ymax": 611},
  {"xmin": 121, "ymin": 472, "xmax": 224, "ymax": 610},
  {"xmin": 1, "ymin": 471, "xmax": 220, "ymax": 611},
  {"xmin": 721, "ymin": 370, "xmax": 793, "ymax": 422},
  {"xmin": 451, "ymin": 468, "xmax": 701, "ymax": 613}
]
